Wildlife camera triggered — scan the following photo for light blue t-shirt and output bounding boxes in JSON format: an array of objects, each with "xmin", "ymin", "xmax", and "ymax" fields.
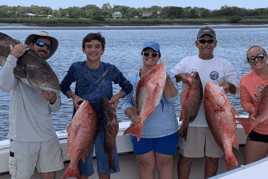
[{"xmin": 120, "ymin": 69, "xmax": 180, "ymax": 138}]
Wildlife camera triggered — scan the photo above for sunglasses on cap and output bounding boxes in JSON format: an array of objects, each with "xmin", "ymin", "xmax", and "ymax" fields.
[
  {"xmin": 247, "ymin": 53, "xmax": 267, "ymax": 63},
  {"xmin": 198, "ymin": 39, "xmax": 215, "ymax": 44},
  {"xmin": 35, "ymin": 41, "xmax": 52, "ymax": 51},
  {"xmin": 143, "ymin": 51, "xmax": 158, "ymax": 57}
]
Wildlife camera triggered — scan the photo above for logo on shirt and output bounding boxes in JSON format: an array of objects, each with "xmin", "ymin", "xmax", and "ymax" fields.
[
  {"xmin": 209, "ymin": 71, "xmax": 219, "ymax": 80},
  {"xmin": 254, "ymin": 84, "xmax": 265, "ymax": 101}
]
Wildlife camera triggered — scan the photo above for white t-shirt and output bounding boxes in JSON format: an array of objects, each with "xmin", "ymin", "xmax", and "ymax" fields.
[
  {"xmin": 0, "ymin": 55, "xmax": 61, "ymax": 142},
  {"xmin": 171, "ymin": 55, "xmax": 240, "ymax": 127}
]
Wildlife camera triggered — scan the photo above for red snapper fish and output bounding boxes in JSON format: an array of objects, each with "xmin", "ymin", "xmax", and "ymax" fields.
[
  {"xmin": 237, "ymin": 84, "xmax": 268, "ymax": 135},
  {"xmin": 101, "ymin": 96, "xmax": 119, "ymax": 172},
  {"xmin": 63, "ymin": 100, "xmax": 98, "ymax": 179},
  {"xmin": 204, "ymin": 82, "xmax": 239, "ymax": 171},
  {"xmin": 176, "ymin": 72, "xmax": 203, "ymax": 140},
  {"xmin": 123, "ymin": 63, "xmax": 166, "ymax": 141}
]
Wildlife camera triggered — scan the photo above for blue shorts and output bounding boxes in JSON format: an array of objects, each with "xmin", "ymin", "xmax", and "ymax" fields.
[
  {"xmin": 78, "ymin": 130, "xmax": 120, "ymax": 176},
  {"xmin": 131, "ymin": 131, "xmax": 179, "ymax": 155}
]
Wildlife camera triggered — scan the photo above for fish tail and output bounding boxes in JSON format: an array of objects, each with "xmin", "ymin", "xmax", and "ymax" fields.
[
  {"xmin": 123, "ymin": 123, "xmax": 143, "ymax": 141},
  {"xmin": 176, "ymin": 126, "xmax": 188, "ymax": 140},
  {"xmin": 0, "ymin": 56, "xmax": 7, "ymax": 67},
  {"xmin": 225, "ymin": 153, "xmax": 238, "ymax": 171},
  {"xmin": 108, "ymin": 154, "xmax": 116, "ymax": 172},
  {"xmin": 63, "ymin": 165, "xmax": 81, "ymax": 179},
  {"xmin": 236, "ymin": 117, "xmax": 255, "ymax": 135}
]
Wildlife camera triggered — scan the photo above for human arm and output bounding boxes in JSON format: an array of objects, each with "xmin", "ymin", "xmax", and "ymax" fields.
[
  {"xmin": 219, "ymin": 81, "xmax": 237, "ymax": 95},
  {"xmin": 0, "ymin": 44, "xmax": 29, "ymax": 92},
  {"xmin": 60, "ymin": 63, "xmax": 84, "ymax": 110},
  {"xmin": 240, "ymin": 83, "xmax": 255, "ymax": 115},
  {"xmin": 223, "ymin": 62, "xmax": 240, "ymax": 95},
  {"xmin": 109, "ymin": 91, "xmax": 125, "ymax": 108},
  {"xmin": 164, "ymin": 71, "xmax": 178, "ymax": 99},
  {"xmin": 124, "ymin": 107, "xmax": 141, "ymax": 124}
]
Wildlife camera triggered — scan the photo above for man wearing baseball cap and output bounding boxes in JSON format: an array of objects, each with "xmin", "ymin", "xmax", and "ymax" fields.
[
  {"xmin": 171, "ymin": 26, "xmax": 239, "ymax": 178},
  {"xmin": 0, "ymin": 31, "xmax": 64, "ymax": 179}
]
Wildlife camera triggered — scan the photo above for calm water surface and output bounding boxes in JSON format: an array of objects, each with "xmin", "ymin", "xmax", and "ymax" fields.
[{"xmin": 0, "ymin": 27, "xmax": 268, "ymax": 141}]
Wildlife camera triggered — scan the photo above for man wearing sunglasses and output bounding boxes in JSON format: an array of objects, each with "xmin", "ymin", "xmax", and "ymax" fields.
[
  {"xmin": 0, "ymin": 31, "xmax": 64, "ymax": 179},
  {"xmin": 171, "ymin": 26, "xmax": 240, "ymax": 179}
]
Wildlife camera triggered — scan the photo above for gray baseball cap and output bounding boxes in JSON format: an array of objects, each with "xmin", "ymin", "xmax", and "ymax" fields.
[{"xmin": 197, "ymin": 26, "xmax": 216, "ymax": 39}]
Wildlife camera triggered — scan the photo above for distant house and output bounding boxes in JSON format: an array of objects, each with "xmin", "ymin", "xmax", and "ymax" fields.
[
  {"xmin": 21, "ymin": 13, "xmax": 36, "ymax": 17},
  {"xmin": 37, "ymin": 15, "xmax": 45, "ymax": 18},
  {"xmin": 112, "ymin": 12, "xmax": 122, "ymax": 19},
  {"xmin": 142, "ymin": 11, "xmax": 152, "ymax": 17}
]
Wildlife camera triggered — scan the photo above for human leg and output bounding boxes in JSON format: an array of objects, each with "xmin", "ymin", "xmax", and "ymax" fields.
[
  {"xmin": 204, "ymin": 128, "xmax": 223, "ymax": 178},
  {"xmin": 41, "ymin": 172, "xmax": 56, "ymax": 179},
  {"xmin": 204, "ymin": 156, "xmax": 218, "ymax": 178},
  {"xmin": 155, "ymin": 153, "xmax": 174, "ymax": 179},
  {"xmin": 154, "ymin": 131, "xmax": 179, "ymax": 179},
  {"xmin": 97, "ymin": 172, "xmax": 110, "ymax": 179},
  {"xmin": 244, "ymin": 131, "xmax": 268, "ymax": 165},
  {"xmin": 177, "ymin": 154, "xmax": 193, "ymax": 179},
  {"xmin": 95, "ymin": 130, "xmax": 120, "ymax": 175},
  {"xmin": 177, "ymin": 127, "xmax": 206, "ymax": 179},
  {"xmin": 136, "ymin": 150, "xmax": 156, "ymax": 179},
  {"xmin": 37, "ymin": 136, "xmax": 64, "ymax": 176},
  {"xmin": 9, "ymin": 140, "xmax": 39, "ymax": 179}
]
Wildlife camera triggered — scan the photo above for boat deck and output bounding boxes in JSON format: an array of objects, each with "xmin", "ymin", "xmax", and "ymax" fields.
[{"xmin": 1, "ymin": 146, "xmax": 249, "ymax": 179}]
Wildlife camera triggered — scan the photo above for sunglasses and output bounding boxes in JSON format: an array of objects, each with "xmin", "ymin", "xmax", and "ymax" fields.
[
  {"xmin": 143, "ymin": 51, "xmax": 158, "ymax": 57},
  {"xmin": 198, "ymin": 39, "xmax": 215, "ymax": 44},
  {"xmin": 35, "ymin": 41, "xmax": 52, "ymax": 51},
  {"xmin": 247, "ymin": 53, "xmax": 266, "ymax": 63}
]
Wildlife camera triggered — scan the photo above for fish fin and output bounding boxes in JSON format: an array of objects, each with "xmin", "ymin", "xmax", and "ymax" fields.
[
  {"xmin": 123, "ymin": 123, "xmax": 143, "ymax": 142},
  {"xmin": 64, "ymin": 147, "xmax": 70, "ymax": 158},
  {"xmin": 232, "ymin": 136, "xmax": 239, "ymax": 151},
  {"xmin": 0, "ymin": 56, "xmax": 7, "ymax": 67},
  {"xmin": 231, "ymin": 107, "xmax": 239, "ymax": 117},
  {"xmin": 63, "ymin": 165, "xmax": 81, "ymax": 179},
  {"xmin": 13, "ymin": 67, "xmax": 26, "ymax": 78},
  {"xmin": 236, "ymin": 118, "xmax": 255, "ymax": 135},
  {"xmin": 224, "ymin": 152, "xmax": 238, "ymax": 171}
]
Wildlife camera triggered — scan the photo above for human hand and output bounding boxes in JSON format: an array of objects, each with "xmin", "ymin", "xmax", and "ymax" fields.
[
  {"xmin": 109, "ymin": 94, "xmax": 121, "ymax": 109},
  {"xmin": 131, "ymin": 114, "xmax": 141, "ymax": 125},
  {"xmin": 72, "ymin": 95, "xmax": 84, "ymax": 110},
  {"xmin": 9, "ymin": 44, "xmax": 29, "ymax": 58},
  {"xmin": 179, "ymin": 73, "xmax": 191, "ymax": 84},
  {"xmin": 219, "ymin": 81, "xmax": 230, "ymax": 94},
  {"xmin": 42, "ymin": 91, "xmax": 57, "ymax": 104}
]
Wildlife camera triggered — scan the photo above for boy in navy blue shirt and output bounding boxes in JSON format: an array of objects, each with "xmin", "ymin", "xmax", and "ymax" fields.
[{"xmin": 60, "ymin": 32, "xmax": 133, "ymax": 179}]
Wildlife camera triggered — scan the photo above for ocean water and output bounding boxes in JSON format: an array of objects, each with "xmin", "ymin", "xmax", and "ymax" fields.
[{"xmin": 0, "ymin": 26, "xmax": 268, "ymax": 141}]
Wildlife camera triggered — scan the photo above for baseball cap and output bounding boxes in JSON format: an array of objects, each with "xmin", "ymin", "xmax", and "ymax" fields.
[
  {"xmin": 197, "ymin": 26, "xmax": 216, "ymax": 39},
  {"xmin": 142, "ymin": 41, "xmax": 160, "ymax": 52},
  {"xmin": 25, "ymin": 31, "xmax": 58, "ymax": 59}
]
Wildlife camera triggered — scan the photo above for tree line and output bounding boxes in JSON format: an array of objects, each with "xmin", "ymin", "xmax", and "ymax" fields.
[{"xmin": 0, "ymin": 4, "xmax": 268, "ymax": 22}]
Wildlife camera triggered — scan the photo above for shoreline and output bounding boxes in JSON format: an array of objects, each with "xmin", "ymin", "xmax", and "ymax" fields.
[{"xmin": 0, "ymin": 23, "xmax": 268, "ymax": 30}]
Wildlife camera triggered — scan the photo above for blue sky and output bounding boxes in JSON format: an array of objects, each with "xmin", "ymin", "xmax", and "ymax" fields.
[{"xmin": 2, "ymin": 0, "xmax": 268, "ymax": 10}]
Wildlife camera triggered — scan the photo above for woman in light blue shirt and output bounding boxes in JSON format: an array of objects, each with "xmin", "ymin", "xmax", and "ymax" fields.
[{"xmin": 121, "ymin": 41, "xmax": 180, "ymax": 179}]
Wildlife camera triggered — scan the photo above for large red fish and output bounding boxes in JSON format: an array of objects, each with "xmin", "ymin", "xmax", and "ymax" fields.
[
  {"xmin": 176, "ymin": 72, "xmax": 203, "ymax": 140},
  {"xmin": 204, "ymin": 82, "xmax": 239, "ymax": 171},
  {"xmin": 123, "ymin": 63, "xmax": 166, "ymax": 141},
  {"xmin": 101, "ymin": 96, "xmax": 119, "ymax": 172},
  {"xmin": 237, "ymin": 84, "xmax": 268, "ymax": 135},
  {"xmin": 63, "ymin": 100, "xmax": 98, "ymax": 179}
]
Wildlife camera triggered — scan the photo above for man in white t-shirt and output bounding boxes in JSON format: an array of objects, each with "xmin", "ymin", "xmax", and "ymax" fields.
[
  {"xmin": 171, "ymin": 26, "xmax": 239, "ymax": 179},
  {"xmin": 0, "ymin": 31, "xmax": 64, "ymax": 179}
]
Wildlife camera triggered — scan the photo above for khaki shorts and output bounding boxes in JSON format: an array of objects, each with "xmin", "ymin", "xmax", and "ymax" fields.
[
  {"xmin": 9, "ymin": 136, "xmax": 64, "ymax": 179},
  {"xmin": 178, "ymin": 127, "xmax": 223, "ymax": 158}
]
